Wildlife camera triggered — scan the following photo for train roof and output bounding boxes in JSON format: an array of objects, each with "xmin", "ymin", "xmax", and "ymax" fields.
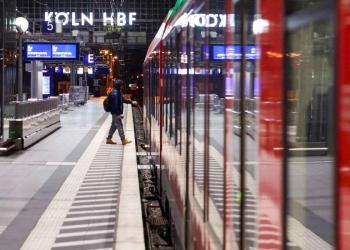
[{"xmin": 144, "ymin": 0, "xmax": 190, "ymax": 63}]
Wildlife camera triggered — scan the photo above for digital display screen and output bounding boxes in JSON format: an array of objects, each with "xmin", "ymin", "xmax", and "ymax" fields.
[
  {"xmin": 43, "ymin": 76, "xmax": 51, "ymax": 95},
  {"xmin": 246, "ymin": 45, "xmax": 258, "ymax": 60},
  {"xmin": 52, "ymin": 44, "xmax": 78, "ymax": 59},
  {"xmin": 213, "ymin": 45, "xmax": 243, "ymax": 60},
  {"xmin": 24, "ymin": 43, "xmax": 79, "ymax": 60},
  {"xmin": 25, "ymin": 43, "xmax": 52, "ymax": 59},
  {"xmin": 207, "ymin": 44, "xmax": 258, "ymax": 60}
]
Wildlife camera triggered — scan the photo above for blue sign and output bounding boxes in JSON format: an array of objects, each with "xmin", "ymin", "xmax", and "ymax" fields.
[
  {"xmin": 25, "ymin": 43, "xmax": 52, "ymax": 59},
  {"xmin": 213, "ymin": 45, "xmax": 242, "ymax": 60},
  {"xmin": 246, "ymin": 45, "xmax": 258, "ymax": 60},
  {"xmin": 211, "ymin": 45, "xmax": 258, "ymax": 60},
  {"xmin": 55, "ymin": 67, "xmax": 63, "ymax": 74},
  {"xmin": 52, "ymin": 44, "xmax": 78, "ymax": 59},
  {"xmin": 24, "ymin": 43, "xmax": 80, "ymax": 60},
  {"xmin": 84, "ymin": 54, "xmax": 95, "ymax": 65},
  {"xmin": 42, "ymin": 21, "xmax": 56, "ymax": 33},
  {"xmin": 95, "ymin": 67, "xmax": 111, "ymax": 75}
]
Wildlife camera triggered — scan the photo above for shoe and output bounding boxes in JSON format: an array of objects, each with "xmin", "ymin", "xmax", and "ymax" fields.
[
  {"xmin": 122, "ymin": 138, "xmax": 132, "ymax": 145},
  {"xmin": 106, "ymin": 138, "xmax": 117, "ymax": 144}
]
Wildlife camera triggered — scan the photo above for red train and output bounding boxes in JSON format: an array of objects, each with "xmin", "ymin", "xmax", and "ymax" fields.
[{"xmin": 143, "ymin": 0, "xmax": 350, "ymax": 249}]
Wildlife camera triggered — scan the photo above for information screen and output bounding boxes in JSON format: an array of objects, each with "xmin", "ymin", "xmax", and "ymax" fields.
[
  {"xmin": 246, "ymin": 45, "xmax": 258, "ymax": 60},
  {"xmin": 24, "ymin": 43, "xmax": 79, "ymax": 60},
  {"xmin": 25, "ymin": 43, "xmax": 52, "ymax": 59},
  {"xmin": 42, "ymin": 76, "xmax": 51, "ymax": 94},
  {"xmin": 210, "ymin": 45, "xmax": 258, "ymax": 60},
  {"xmin": 52, "ymin": 44, "xmax": 78, "ymax": 59}
]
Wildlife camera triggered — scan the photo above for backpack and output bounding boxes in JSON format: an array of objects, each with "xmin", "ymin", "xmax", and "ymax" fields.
[{"xmin": 103, "ymin": 93, "xmax": 112, "ymax": 112}]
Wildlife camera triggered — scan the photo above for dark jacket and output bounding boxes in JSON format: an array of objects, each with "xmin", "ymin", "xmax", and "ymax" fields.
[{"xmin": 108, "ymin": 89, "xmax": 132, "ymax": 115}]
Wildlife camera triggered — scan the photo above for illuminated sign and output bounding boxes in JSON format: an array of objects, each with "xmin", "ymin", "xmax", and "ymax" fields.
[
  {"xmin": 44, "ymin": 12, "xmax": 137, "ymax": 26},
  {"xmin": 174, "ymin": 12, "xmax": 234, "ymax": 28},
  {"xmin": 42, "ymin": 21, "xmax": 56, "ymax": 33},
  {"xmin": 55, "ymin": 67, "xmax": 63, "ymax": 73},
  {"xmin": 212, "ymin": 45, "xmax": 259, "ymax": 60},
  {"xmin": 84, "ymin": 54, "xmax": 95, "ymax": 65},
  {"xmin": 63, "ymin": 67, "xmax": 71, "ymax": 74},
  {"xmin": 26, "ymin": 44, "xmax": 52, "ymax": 59},
  {"xmin": 95, "ymin": 67, "xmax": 111, "ymax": 75},
  {"xmin": 77, "ymin": 67, "xmax": 94, "ymax": 75},
  {"xmin": 52, "ymin": 44, "xmax": 78, "ymax": 59},
  {"xmin": 24, "ymin": 43, "xmax": 79, "ymax": 60},
  {"xmin": 43, "ymin": 76, "xmax": 51, "ymax": 94}
]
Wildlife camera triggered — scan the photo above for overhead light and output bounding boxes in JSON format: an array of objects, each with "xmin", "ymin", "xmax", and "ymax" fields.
[{"xmin": 15, "ymin": 17, "xmax": 29, "ymax": 33}]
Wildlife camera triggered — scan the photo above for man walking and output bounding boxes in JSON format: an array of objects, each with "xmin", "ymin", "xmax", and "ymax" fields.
[{"xmin": 106, "ymin": 79, "xmax": 137, "ymax": 145}]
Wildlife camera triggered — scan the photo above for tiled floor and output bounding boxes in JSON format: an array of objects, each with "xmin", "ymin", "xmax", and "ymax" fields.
[{"xmin": 0, "ymin": 98, "xmax": 144, "ymax": 250}]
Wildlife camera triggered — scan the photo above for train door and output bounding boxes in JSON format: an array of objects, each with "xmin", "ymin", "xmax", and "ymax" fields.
[
  {"xmin": 284, "ymin": 2, "xmax": 336, "ymax": 250},
  {"xmin": 223, "ymin": 0, "xmax": 261, "ymax": 249},
  {"xmin": 224, "ymin": 0, "xmax": 337, "ymax": 250}
]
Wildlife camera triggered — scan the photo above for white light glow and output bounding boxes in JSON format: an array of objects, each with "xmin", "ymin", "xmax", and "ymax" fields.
[
  {"xmin": 15, "ymin": 17, "xmax": 29, "ymax": 32},
  {"xmin": 253, "ymin": 19, "xmax": 270, "ymax": 35}
]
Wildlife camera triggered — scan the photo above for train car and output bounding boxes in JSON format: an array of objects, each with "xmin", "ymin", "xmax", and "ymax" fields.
[{"xmin": 143, "ymin": 0, "xmax": 350, "ymax": 249}]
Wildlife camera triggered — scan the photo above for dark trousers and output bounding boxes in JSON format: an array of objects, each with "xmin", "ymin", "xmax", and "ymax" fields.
[{"xmin": 108, "ymin": 114, "xmax": 125, "ymax": 139}]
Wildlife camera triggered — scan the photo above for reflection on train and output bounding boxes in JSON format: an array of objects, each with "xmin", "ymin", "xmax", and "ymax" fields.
[{"xmin": 143, "ymin": 0, "xmax": 341, "ymax": 249}]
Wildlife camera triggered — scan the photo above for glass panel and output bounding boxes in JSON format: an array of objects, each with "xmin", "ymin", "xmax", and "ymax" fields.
[
  {"xmin": 172, "ymin": 34, "xmax": 181, "ymax": 147},
  {"xmin": 192, "ymin": 4, "xmax": 206, "ymax": 213},
  {"xmin": 285, "ymin": 14, "xmax": 335, "ymax": 249},
  {"xmin": 224, "ymin": 0, "xmax": 260, "ymax": 248},
  {"xmin": 243, "ymin": 1, "xmax": 259, "ymax": 248},
  {"xmin": 164, "ymin": 42, "xmax": 169, "ymax": 134},
  {"xmin": 3, "ymin": 1, "xmax": 17, "ymax": 142},
  {"xmin": 285, "ymin": 0, "xmax": 328, "ymax": 15},
  {"xmin": 207, "ymin": 0, "xmax": 225, "ymax": 246}
]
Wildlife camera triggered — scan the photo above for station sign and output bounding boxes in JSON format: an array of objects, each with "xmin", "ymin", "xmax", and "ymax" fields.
[
  {"xmin": 83, "ymin": 54, "xmax": 95, "ymax": 65},
  {"xmin": 44, "ymin": 12, "xmax": 137, "ymax": 26},
  {"xmin": 42, "ymin": 21, "xmax": 56, "ymax": 33},
  {"xmin": 24, "ymin": 43, "xmax": 80, "ymax": 60},
  {"xmin": 175, "ymin": 12, "xmax": 235, "ymax": 28}
]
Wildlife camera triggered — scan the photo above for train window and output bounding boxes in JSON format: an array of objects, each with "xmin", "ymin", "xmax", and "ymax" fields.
[
  {"xmin": 169, "ymin": 34, "xmax": 177, "ymax": 144},
  {"xmin": 285, "ymin": 7, "xmax": 336, "ymax": 249},
  {"xmin": 155, "ymin": 52, "xmax": 159, "ymax": 123},
  {"xmin": 164, "ymin": 41, "xmax": 169, "ymax": 134},
  {"xmin": 285, "ymin": 0, "xmax": 329, "ymax": 15},
  {"xmin": 192, "ymin": 6, "xmax": 206, "ymax": 216},
  {"xmin": 174, "ymin": 32, "xmax": 181, "ymax": 147}
]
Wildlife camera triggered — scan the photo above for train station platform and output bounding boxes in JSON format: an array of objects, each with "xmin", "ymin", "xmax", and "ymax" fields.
[{"xmin": 0, "ymin": 98, "xmax": 145, "ymax": 250}]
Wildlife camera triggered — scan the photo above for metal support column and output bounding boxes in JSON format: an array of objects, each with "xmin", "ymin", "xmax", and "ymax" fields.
[
  {"xmin": 18, "ymin": 36, "xmax": 23, "ymax": 101},
  {"xmin": 70, "ymin": 62, "xmax": 76, "ymax": 86}
]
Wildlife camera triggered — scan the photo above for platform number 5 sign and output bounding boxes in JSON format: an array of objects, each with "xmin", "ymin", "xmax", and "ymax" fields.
[{"xmin": 42, "ymin": 21, "xmax": 56, "ymax": 33}]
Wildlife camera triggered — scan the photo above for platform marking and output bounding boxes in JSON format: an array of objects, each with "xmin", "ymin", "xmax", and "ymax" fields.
[{"xmin": 20, "ymin": 113, "xmax": 121, "ymax": 250}]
